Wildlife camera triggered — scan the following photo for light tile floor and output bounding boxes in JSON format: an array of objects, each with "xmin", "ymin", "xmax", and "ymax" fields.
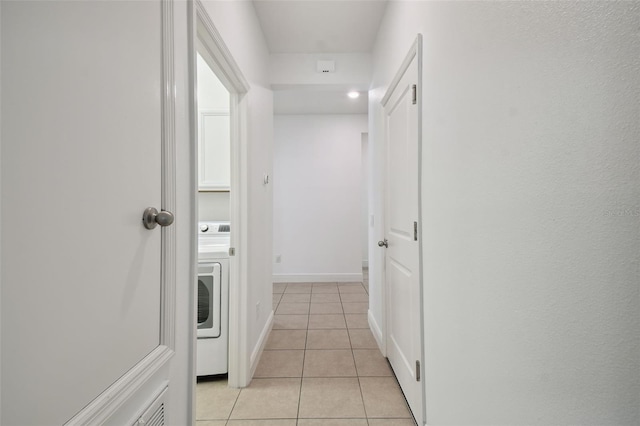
[{"xmin": 197, "ymin": 271, "xmax": 416, "ymax": 425}]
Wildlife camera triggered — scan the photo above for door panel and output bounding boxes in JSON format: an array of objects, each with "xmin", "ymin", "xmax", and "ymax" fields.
[
  {"xmin": 384, "ymin": 55, "xmax": 422, "ymax": 421},
  {"xmin": 388, "ymin": 88, "xmax": 412, "ymax": 237},
  {"xmin": 2, "ymin": 1, "xmax": 166, "ymax": 424},
  {"xmin": 199, "ymin": 112, "xmax": 231, "ymax": 190}
]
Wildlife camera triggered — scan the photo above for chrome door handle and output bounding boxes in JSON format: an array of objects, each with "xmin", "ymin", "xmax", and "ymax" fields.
[
  {"xmin": 378, "ymin": 239, "xmax": 388, "ymax": 248},
  {"xmin": 142, "ymin": 207, "xmax": 175, "ymax": 229}
]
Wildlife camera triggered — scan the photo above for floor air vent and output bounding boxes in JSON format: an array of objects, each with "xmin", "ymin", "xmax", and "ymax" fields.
[{"xmin": 133, "ymin": 386, "xmax": 167, "ymax": 426}]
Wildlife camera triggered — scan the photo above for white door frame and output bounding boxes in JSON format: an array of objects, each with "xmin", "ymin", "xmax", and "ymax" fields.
[
  {"xmin": 188, "ymin": 0, "xmax": 251, "ymax": 392},
  {"xmin": 379, "ymin": 34, "xmax": 426, "ymax": 425}
]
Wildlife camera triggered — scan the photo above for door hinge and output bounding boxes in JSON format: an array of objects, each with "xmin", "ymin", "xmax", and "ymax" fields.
[
  {"xmin": 412, "ymin": 84, "xmax": 417, "ymax": 105},
  {"xmin": 229, "ymin": 247, "xmax": 235, "ymax": 256},
  {"xmin": 414, "ymin": 221, "xmax": 418, "ymax": 241},
  {"xmin": 416, "ymin": 360, "xmax": 421, "ymax": 381}
]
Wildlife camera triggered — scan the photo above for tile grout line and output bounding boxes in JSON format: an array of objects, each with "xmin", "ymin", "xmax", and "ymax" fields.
[
  {"xmin": 294, "ymin": 303, "xmax": 310, "ymax": 423},
  {"xmin": 224, "ymin": 382, "xmax": 242, "ymax": 424},
  {"xmin": 266, "ymin": 280, "xmax": 376, "ymax": 423},
  {"xmin": 343, "ymin": 282, "xmax": 370, "ymax": 423}
]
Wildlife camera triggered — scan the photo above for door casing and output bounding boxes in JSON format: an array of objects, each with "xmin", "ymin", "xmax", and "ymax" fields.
[{"xmin": 188, "ymin": 0, "xmax": 251, "ymax": 398}]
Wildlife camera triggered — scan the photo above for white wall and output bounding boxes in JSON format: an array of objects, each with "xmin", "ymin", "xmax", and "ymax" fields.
[
  {"xmin": 0, "ymin": 2, "xmax": 3, "ymax": 420},
  {"xmin": 273, "ymin": 114, "xmax": 366, "ymax": 282},
  {"xmin": 270, "ymin": 53, "xmax": 371, "ymax": 89},
  {"xmin": 360, "ymin": 133, "xmax": 368, "ymax": 268},
  {"xmin": 197, "ymin": 52, "xmax": 229, "ymax": 110},
  {"xmin": 198, "ymin": 192, "xmax": 230, "ymax": 221},
  {"xmin": 371, "ymin": 2, "xmax": 640, "ymax": 425},
  {"xmin": 270, "ymin": 53, "xmax": 371, "ymax": 117},
  {"xmin": 200, "ymin": 0, "xmax": 274, "ymax": 376},
  {"xmin": 274, "ymin": 89, "xmax": 368, "ymax": 115}
]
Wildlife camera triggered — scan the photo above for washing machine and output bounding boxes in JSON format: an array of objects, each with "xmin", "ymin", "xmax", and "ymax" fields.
[{"xmin": 197, "ymin": 221, "xmax": 230, "ymax": 376}]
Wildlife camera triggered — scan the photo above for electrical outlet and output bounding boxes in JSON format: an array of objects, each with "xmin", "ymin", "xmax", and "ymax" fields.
[{"xmin": 275, "ymin": 254, "xmax": 282, "ymax": 263}]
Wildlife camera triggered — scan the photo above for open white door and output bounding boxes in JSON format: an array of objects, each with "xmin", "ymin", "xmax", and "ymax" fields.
[
  {"xmin": 2, "ymin": 1, "xmax": 177, "ymax": 424},
  {"xmin": 381, "ymin": 36, "xmax": 424, "ymax": 423}
]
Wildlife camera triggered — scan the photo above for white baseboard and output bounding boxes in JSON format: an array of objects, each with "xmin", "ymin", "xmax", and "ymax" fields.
[
  {"xmin": 368, "ymin": 309, "xmax": 385, "ymax": 356},
  {"xmin": 272, "ymin": 273, "xmax": 363, "ymax": 283},
  {"xmin": 250, "ymin": 310, "xmax": 274, "ymax": 379}
]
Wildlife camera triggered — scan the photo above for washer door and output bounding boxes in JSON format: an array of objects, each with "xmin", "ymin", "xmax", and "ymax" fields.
[{"xmin": 197, "ymin": 262, "xmax": 221, "ymax": 338}]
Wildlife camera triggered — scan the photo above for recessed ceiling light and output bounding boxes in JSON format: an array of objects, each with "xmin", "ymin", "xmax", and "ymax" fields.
[{"xmin": 347, "ymin": 91, "xmax": 360, "ymax": 99}]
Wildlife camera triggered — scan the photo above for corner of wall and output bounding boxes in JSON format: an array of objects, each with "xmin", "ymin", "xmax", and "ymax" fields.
[
  {"xmin": 249, "ymin": 310, "xmax": 273, "ymax": 379},
  {"xmin": 368, "ymin": 309, "xmax": 385, "ymax": 356}
]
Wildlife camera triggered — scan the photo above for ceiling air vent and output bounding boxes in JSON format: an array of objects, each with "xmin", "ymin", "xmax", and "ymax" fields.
[{"xmin": 316, "ymin": 60, "xmax": 335, "ymax": 73}]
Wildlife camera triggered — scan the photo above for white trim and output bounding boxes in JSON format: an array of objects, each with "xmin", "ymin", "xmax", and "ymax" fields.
[
  {"xmin": 160, "ymin": 0, "xmax": 177, "ymax": 351},
  {"xmin": 249, "ymin": 311, "xmax": 274, "ymax": 378},
  {"xmin": 186, "ymin": 2, "xmax": 198, "ymax": 423},
  {"xmin": 192, "ymin": 0, "xmax": 251, "ymax": 389},
  {"xmin": 368, "ymin": 309, "xmax": 385, "ymax": 356},
  {"xmin": 0, "ymin": 1, "xmax": 3, "ymax": 419},
  {"xmin": 231, "ymin": 92, "xmax": 251, "ymax": 387},
  {"xmin": 381, "ymin": 36, "xmax": 419, "ymax": 108},
  {"xmin": 65, "ymin": 346, "xmax": 174, "ymax": 425},
  {"xmin": 362, "ymin": 260, "xmax": 369, "ymax": 268},
  {"xmin": 272, "ymin": 273, "xmax": 364, "ymax": 283},
  {"xmin": 195, "ymin": 1, "xmax": 250, "ymax": 93},
  {"xmin": 415, "ymin": 34, "xmax": 427, "ymax": 426}
]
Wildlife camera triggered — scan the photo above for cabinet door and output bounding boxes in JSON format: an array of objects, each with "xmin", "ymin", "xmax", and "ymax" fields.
[{"xmin": 199, "ymin": 110, "xmax": 231, "ymax": 191}]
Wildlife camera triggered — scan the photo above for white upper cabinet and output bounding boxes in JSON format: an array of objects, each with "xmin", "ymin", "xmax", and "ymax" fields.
[
  {"xmin": 199, "ymin": 109, "xmax": 231, "ymax": 190},
  {"xmin": 197, "ymin": 52, "xmax": 231, "ymax": 191}
]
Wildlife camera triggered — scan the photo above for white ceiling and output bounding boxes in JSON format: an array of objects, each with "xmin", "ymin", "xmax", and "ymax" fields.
[
  {"xmin": 253, "ymin": 0, "xmax": 388, "ymax": 54},
  {"xmin": 253, "ymin": 0, "xmax": 383, "ymax": 114}
]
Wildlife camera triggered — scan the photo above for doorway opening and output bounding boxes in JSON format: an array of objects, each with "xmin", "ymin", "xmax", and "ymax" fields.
[
  {"xmin": 195, "ymin": 46, "xmax": 231, "ymax": 380},
  {"xmin": 189, "ymin": 1, "xmax": 251, "ymax": 415}
]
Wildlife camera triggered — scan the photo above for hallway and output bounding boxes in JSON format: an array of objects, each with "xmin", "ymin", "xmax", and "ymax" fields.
[{"xmin": 196, "ymin": 271, "xmax": 416, "ymax": 425}]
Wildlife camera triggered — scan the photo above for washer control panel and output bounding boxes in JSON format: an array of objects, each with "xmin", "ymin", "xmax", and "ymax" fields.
[{"xmin": 198, "ymin": 222, "xmax": 230, "ymax": 234}]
